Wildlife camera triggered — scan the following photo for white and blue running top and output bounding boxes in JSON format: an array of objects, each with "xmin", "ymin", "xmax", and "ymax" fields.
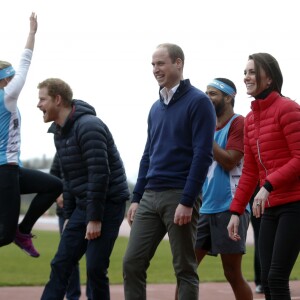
[{"xmin": 0, "ymin": 49, "xmax": 33, "ymax": 165}]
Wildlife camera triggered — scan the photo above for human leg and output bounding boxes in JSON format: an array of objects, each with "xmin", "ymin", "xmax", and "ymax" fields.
[
  {"xmin": 250, "ymin": 210, "xmax": 262, "ymax": 281},
  {"xmin": 249, "ymin": 187, "xmax": 262, "ymax": 291},
  {"xmin": 58, "ymin": 216, "xmax": 81, "ymax": 300},
  {"xmin": 65, "ymin": 264, "xmax": 81, "ymax": 300},
  {"xmin": 259, "ymin": 201, "xmax": 300, "ymax": 300},
  {"xmin": 85, "ymin": 282, "xmax": 91, "ymax": 300},
  {"xmin": 221, "ymin": 254, "xmax": 253, "ymax": 300},
  {"xmin": 195, "ymin": 213, "xmax": 214, "ymax": 263},
  {"xmin": 0, "ymin": 165, "xmax": 20, "ymax": 246},
  {"xmin": 86, "ymin": 201, "xmax": 125, "ymax": 300},
  {"xmin": 13, "ymin": 168, "xmax": 62, "ymax": 257},
  {"xmin": 123, "ymin": 190, "xmax": 167, "ymax": 300},
  {"xmin": 258, "ymin": 209, "xmax": 276, "ymax": 299},
  {"xmin": 174, "ymin": 213, "xmax": 210, "ymax": 300},
  {"xmin": 41, "ymin": 208, "xmax": 87, "ymax": 300},
  {"xmin": 18, "ymin": 167, "xmax": 62, "ymax": 233},
  {"xmin": 209, "ymin": 211, "xmax": 252, "ymax": 300},
  {"xmin": 164, "ymin": 190, "xmax": 199, "ymax": 300},
  {"xmin": 250, "ymin": 213, "xmax": 263, "ymax": 292}
]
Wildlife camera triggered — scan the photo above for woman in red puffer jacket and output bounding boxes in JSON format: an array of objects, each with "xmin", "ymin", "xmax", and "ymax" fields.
[{"xmin": 227, "ymin": 52, "xmax": 300, "ymax": 300}]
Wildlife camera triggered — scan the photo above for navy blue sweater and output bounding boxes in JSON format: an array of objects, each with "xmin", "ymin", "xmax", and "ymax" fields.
[{"xmin": 132, "ymin": 79, "xmax": 216, "ymax": 207}]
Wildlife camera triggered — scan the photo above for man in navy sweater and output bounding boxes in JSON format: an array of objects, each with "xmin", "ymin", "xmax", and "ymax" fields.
[{"xmin": 123, "ymin": 43, "xmax": 216, "ymax": 300}]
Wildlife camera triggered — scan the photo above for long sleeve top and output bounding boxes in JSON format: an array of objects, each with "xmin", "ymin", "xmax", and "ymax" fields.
[
  {"xmin": 132, "ymin": 79, "xmax": 216, "ymax": 207},
  {"xmin": 0, "ymin": 49, "xmax": 33, "ymax": 165}
]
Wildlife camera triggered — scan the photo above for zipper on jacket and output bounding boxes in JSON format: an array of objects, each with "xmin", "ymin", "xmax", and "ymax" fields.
[{"xmin": 256, "ymin": 139, "xmax": 271, "ymax": 207}]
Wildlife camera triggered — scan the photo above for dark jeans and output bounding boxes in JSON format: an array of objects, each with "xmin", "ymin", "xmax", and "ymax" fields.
[
  {"xmin": 41, "ymin": 201, "xmax": 126, "ymax": 300},
  {"xmin": 58, "ymin": 216, "xmax": 81, "ymax": 300},
  {"xmin": 259, "ymin": 201, "xmax": 300, "ymax": 300},
  {"xmin": 0, "ymin": 166, "xmax": 62, "ymax": 246}
]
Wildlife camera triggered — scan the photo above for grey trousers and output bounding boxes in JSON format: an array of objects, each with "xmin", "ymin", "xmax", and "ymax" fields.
[{"xmin": 123, "ymin": 189, "xmax": 200, "ymax": 300}]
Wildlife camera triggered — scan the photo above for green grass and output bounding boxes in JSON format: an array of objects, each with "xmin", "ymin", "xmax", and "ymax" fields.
[{"xmin": 1, "ymin": 230, "xmax": 300, "ymax": 286}]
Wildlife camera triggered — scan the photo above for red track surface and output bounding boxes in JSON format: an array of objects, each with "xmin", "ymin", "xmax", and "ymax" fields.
[{"xmin": 2, "ymin": 281, "xmax": 300, "ymax": 300}]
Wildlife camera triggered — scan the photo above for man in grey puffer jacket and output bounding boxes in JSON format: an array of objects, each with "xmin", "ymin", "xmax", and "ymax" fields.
[{"xmin": 37, "ymin": 78, "xmax": 130, "ymax": 300}]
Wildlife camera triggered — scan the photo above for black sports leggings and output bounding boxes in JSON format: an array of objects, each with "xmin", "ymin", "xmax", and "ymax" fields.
[
  {"xmin": 0, "ymin": 166, "xmax": 62, "ymax": 246},
  {"xmin": 249, "ymin": 185, "xmax": 262, "ymax": 286},
  {"xmin": 259, "ymin": 200, "xmax": 300, "ymax": 300}
]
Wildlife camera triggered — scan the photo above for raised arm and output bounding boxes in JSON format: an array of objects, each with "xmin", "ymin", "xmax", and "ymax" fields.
[{"xmin": 25, "ymin": 12, "xmax": 38, "ymax": 51}]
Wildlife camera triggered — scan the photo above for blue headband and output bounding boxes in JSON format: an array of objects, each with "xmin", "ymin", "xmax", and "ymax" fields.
[
  {"xmin": 0, "ymin": 66, "xmax": 15, "ymax": 80},
  {"xmin": 208, "ymin": 79, "xmax": 236, "ymax": 97}
]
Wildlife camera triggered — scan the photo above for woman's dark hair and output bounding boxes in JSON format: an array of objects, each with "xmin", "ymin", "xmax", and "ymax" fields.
[{"xmin": 248, "ymin": 53, "xmax": 283, "ymax": 95}]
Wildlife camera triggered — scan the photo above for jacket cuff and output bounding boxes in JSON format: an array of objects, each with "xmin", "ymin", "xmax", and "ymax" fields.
[
  {"xmin": 231, "ymin": 211, "xmax": 240, "ymax": 217},
  {"xmin": 263, "ymin": 180, "xmax": 273, "ymax": 192}
]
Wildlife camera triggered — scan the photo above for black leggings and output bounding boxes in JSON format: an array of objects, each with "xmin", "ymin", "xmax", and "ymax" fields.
[
  {"xmin": 249, "ymin": 185, "xmax": 262, "ymax": 286},
  {"xmin": 0, "ymin": 166, "xmax": 62, "ymax": 246},
  {"xmin": 259, "ymin": 201, "xmax": 300, "ymax": 300}
]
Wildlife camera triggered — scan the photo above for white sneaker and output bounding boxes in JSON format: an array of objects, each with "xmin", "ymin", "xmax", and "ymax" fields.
[{"xmin": 255, "ymin": 285, "xmax": 264, "ymax": 293}]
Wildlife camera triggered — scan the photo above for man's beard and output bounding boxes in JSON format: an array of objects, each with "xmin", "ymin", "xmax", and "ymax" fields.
[{"xmin": 215, "ymin": 98, "xmax": 225, "ymax": 118}]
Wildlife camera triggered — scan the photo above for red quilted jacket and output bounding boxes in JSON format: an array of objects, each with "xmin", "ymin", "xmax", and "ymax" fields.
[{"xmin": 230, "ymin": 91, "xmax": 300, "ymax": 214}]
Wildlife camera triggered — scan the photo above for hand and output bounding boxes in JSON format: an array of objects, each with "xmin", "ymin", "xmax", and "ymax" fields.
[
  {"xmin": 29, "ymin": 12, "xmax": 38, "ymax": 34},
  {"xmin": 127, "ymin": 203, "xmax": 139, "ymax": 226},
  {"xmin": 56, "ymin": 194, "xmax": 63, "ymax": 208},
  {"xmin": 174, "ymin": 204, "xmax": 193, "ymax": 226},
  {"xmin": 227, "ymin": 214, "xmax": 240, "ymax": 241},
  {"xmin": 85, "ymin": 221, "xmax": 102, "ymax": 240},
  {"xmin": 26, "ymin": 12, "xmax": 37, "ymax": 50},
  {"xmin": 253, "ymin": 186, "xmax": 269, "ymax": 218}
]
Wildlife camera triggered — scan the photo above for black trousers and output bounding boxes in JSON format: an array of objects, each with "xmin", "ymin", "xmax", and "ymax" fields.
[
  {"xmin": 259, "ymin": 201, "xmax": 300, "ymax": 300},
  {"xmin": 0, "ymin": 166, "xmax": 62, "ymax": 246}
]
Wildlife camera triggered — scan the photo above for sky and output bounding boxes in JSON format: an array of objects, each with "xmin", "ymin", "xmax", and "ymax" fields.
[{"xmin": 2, "ymin": 0, "xmax": 300, "ymax": 182}]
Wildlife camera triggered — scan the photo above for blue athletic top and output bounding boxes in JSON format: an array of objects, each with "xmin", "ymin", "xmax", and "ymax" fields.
[
  {"xmin": 201, "ymin": 114, "xmax": 250, "ymax": 214},
  {"xmin": 0, "ymin": 49, "xmax": 32, "ymax": 165},
  {"xmin": 0, "ymin": 89, "xmax": 21, "ymax": 165}
]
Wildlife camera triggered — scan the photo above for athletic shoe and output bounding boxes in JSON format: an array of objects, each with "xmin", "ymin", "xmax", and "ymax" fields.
[
  {"xmin": 255, "ymin": 284, "xmax": 264, "ymax": 293},
  {"xmin": 14, "ymin": 228, "xmax": 40, "ymax": 258}
]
